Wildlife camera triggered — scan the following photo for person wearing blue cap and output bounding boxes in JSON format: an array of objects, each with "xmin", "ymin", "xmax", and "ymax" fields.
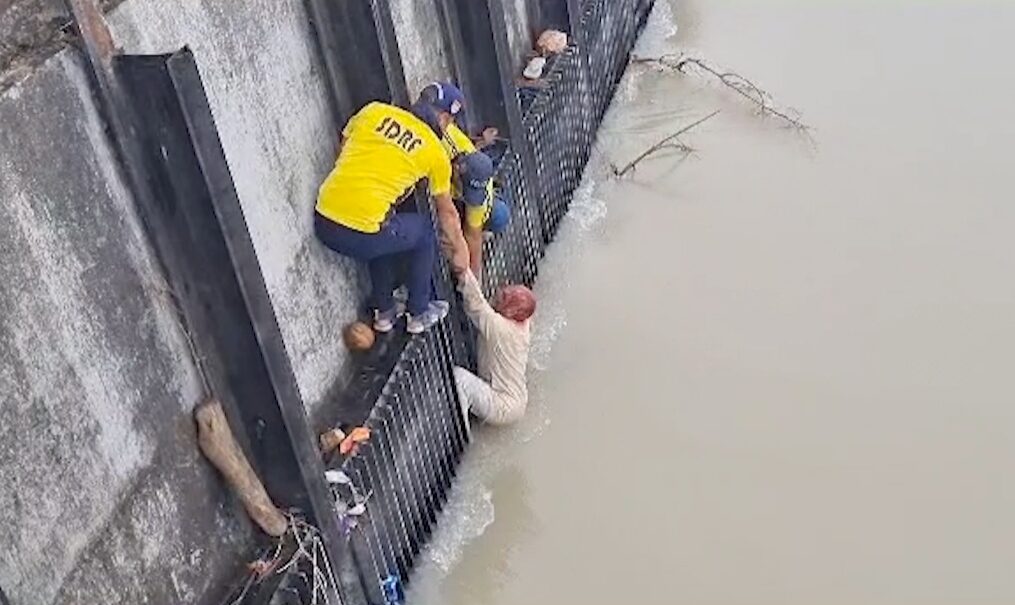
[
  {"xmin": 314, "ymin": 82, "xmax": 470, "ymax": 334},
  {"xmin": 439, "ymin": 111, "xmax": 512, "ymax": 275}
]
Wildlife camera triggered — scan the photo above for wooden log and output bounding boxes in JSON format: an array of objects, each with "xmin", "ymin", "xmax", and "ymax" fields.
[{"xmin": 195, "ymin": 399, "xmax": 288, "ymax": 537}]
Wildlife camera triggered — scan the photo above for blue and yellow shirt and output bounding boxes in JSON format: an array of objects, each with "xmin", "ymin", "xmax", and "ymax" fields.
[{"xmin": 441, "ymin": 124, "xmax": 495, "ymax": 230}]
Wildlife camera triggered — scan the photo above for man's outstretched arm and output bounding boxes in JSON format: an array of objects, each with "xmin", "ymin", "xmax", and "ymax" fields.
[
  {"xmin": 464, "ymin": 223, "xmax": 484, "ymax": 276},
  {"xmin": 434, "ymin": 191, "xmax": 470, "ymax": 273}
]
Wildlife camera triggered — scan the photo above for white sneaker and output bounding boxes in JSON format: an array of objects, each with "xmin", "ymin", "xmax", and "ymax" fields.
[
  {"xmin": 406, "ymin": 301, "xmax": 450, "ymax": 334},
  {"xmin": 373, "ymin": 307, "xmax": 400, "ymax": 333}
]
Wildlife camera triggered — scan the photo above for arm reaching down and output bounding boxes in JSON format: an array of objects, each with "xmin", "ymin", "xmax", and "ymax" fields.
[
  {"xmin": 434, "ymin": 191, "xmax": 470, "ymax": 273},
  {"xmin": 464, "ymin": 222, "xmax": 484, "ymax": 276}
]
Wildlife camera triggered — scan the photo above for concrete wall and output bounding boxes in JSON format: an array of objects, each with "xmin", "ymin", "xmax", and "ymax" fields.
[
  {"xmin": 0, "ymin": 52, "xmax": 250, "ymax": 605},
  {"xmin": 389, "ymin": 0, "xmax": 453, "ymax": 96},
  {"xmin": 504, "ymin": 0, "xmax": 535, "ymax": 68},
  {"xmin": 0, "ymin": 0, "xmax": 68, "ymax": 90},
  {"xmin": 108, "ymin": 0, "xmax": 365, "ymax": 419}
]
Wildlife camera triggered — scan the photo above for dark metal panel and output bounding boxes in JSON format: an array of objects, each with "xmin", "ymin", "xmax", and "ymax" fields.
[
  {"xmin": 113, "ymin": 53, "xmax": 301, "ymax": 501},
  {"xmin": 303, "ymin": 0, "xmax": 356, "ymax": 124},
  {"xmin": 370, "ymin": 0, "xmax": 410, "ymax": 106},
  {"xmin": 567, "ymin": 0, "xmax": 584, "ymax": 40},
  {"xmin": 433, "ymin": 0, "xmax": 479, "ymax": 128},
  {"xmin": 535, "ymin": 0, "xmax": 572, "ymax": 33},
  {"xmin": 168, "ymin": 50, "xmax": 367, "ymax": 605},
  {"xmin": 438, "ymin": 0, "xmax": 526, "ymax": 139},
  {"xmin": 109, "ymin": 49, "xmax": 366, "ymax": 605},
  {"xmin": 306, "ymin": 0, "xmax": 408, "ymax": 119}
]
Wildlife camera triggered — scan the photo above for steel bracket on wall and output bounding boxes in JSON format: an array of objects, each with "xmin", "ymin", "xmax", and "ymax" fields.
[
  {"xmin": 63, "ymin": 1, "xmax": 363, "ymax": 602},
  {"xmin": 306, "ymin": 0, "xmax": 409, "ymax": 123}
]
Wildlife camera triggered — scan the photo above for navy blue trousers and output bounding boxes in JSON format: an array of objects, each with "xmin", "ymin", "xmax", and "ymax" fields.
[{"xmin": 314, "ymin": 212, "xmax": 436, "ymax": 315}]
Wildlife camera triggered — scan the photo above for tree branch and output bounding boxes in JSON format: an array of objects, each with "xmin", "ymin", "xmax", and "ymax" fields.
[
  {"xmin": 633, "ymin": 53, "xmax": 810, "ymax": 131},
  {"xmin": 611, "ymin": 110, "xmax": 720, "ymax": 178}
]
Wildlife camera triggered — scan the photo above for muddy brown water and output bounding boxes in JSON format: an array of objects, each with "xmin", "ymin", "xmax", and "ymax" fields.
[{"xmin": 410, "ymin": 1, "xmax": 1015, "ymax": 603}]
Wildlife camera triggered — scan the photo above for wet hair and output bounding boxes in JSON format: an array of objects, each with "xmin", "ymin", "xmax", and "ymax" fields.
[{"xmin": 497, "ymin": 285, "xmax": 536, "ymax": 322}]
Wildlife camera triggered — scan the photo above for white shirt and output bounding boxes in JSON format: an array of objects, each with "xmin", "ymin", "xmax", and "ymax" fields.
[{"xmin": 457, "ymin": 271, "xmax": 531, "ymax": 424}]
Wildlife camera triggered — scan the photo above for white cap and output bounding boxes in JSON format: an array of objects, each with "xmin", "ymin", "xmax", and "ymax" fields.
[{"xmin": 523, "ymin": 56, "xmax": 547, "ymax": 80}]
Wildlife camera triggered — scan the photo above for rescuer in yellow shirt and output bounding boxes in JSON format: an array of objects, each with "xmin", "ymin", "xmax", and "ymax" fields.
[
  {"xmin": 441, "ymin": 123, "xmax": 511, "ymax": 276},
  {"xmin": 314, "ymin": 82, "xmax": 470, "ymax": 335}
]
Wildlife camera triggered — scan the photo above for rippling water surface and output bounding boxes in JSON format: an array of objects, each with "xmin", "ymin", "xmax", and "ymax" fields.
[{"xmin": 411, "ymin": 1, "xmax": 1015, "ymax": 603}]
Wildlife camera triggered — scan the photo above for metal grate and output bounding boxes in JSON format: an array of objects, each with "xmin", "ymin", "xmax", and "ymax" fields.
[
  {"xmin": 483, "ymin": 149, "xmax": 542, "ymax": 296},
  {"xmin": 335, "ymin": 328, "xmax": 468, "ymax": 604},
  {"xmin": 329, "ymin": 1, "xmax": 657, "ymax": 602}
]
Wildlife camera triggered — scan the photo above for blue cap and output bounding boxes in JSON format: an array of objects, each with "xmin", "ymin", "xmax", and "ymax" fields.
[
  {"xmin": 485, "ymin": 195, "xmax": 511, "ymax": 234},
  {"xmin": 425, "ymin": 81, "xmax": 465, "ymax": 118},
  {"xmin": 459, "ymin": 152, "xmax": 494, "ymax": 206}
]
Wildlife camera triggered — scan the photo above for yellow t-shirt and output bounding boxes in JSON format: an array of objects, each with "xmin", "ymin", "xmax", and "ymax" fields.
[
  {"xmin": 441, "ymin": 123, "xmax": 477, "ymax": 157},
  {"xmin": 441, "ymin": 124, "xmax": 494, "ymax": 230},
  {"xmin": 316, "ymin": 102, "xmax": 452, "ymax": 233}
]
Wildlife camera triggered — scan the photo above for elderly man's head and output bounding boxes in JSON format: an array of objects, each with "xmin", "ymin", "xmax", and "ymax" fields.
[{"xmin": 495, "ymin": 284, "xmax": 536, "ymax": 323}]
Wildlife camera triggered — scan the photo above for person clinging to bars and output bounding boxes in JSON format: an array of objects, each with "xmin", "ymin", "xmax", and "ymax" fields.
[
  {"xmin": 449, "ymin": 257, "xmax": 536, "ymax": 427},
  {"xmin": 439, "ymin": 120, "xmax": 511, "ymax": 278},
  {"xmin": 314, "ymin": 82, "xmax": 471, "ymax": 334}
]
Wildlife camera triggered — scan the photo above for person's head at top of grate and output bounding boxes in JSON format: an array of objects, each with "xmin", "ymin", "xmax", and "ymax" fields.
[{"xmin": 313, "ymin": 82, "xmax": 474, "ymax": 335}]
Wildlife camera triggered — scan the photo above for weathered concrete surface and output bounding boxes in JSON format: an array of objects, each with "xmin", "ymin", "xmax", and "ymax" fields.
[
  {"xmin": 504, "ymin": 0, "xmax": 535, "ymax": 68},
  {"xmin": 389, "ymin": 0, "xmax": 452, "ymax": 96},
  {"xmin": 107, "ymin": 0, "xmax": 365, "ymax": 418},
  {"xmin": 0, "ymin": 0, "xmax": 68, "ymax": 91},
  {"xmin": 0, "ymin": 51, "xmax": 251, "ymax": 605}
]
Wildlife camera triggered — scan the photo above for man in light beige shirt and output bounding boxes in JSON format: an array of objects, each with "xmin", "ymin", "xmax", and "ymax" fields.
[{"xmin": 452, "ymin": 268, "xmax": 536, "ymax": 426}]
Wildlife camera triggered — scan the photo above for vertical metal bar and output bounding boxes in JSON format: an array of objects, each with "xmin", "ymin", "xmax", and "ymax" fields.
[
  {"xmin": 404, "ymin": 346, "xmax": 449, "ymax": 508},
  {"xmin": 303, "ymin": 0, "xmax": 356, "ymax": 123},
  {"xmin": 417, "ymin": 335, "xmax": 459, "ymax": 484},
  {"xmin": 390, "ymin": 389, "xmax": 440, "ymax": 530},
  {"xmin": 424, "ymin": 330, "xmax": 466, "ymax": 461},
  {"xmin": 345, "ymin": 463, "xmax": 389, "ymax": 603},
  {"xmin": 161, "ymin": 52, "xmax": 361, "ymax": 604},
  {"xmin": 566, "ymin": 0, "xmax": 583, "ymax": 40},
  {"xmin": 361, "ymin": 416, "xmax": 414, "ymax": 581},
  {"xmin": 376, "ymin": 398, "xmax": 422, "ymax": 556},
  {"xmin": 433, "ymin": 0, "xmax": 480, "ymax": 130},
  {"xmin": 412, "ymin": 343, "xmax": 454, "ymax": 496},
  {"xmin": 370, "ymin": 0, "xmax": 410, "ymax": 106},
  {"xmin": 359, "ymin": 443, "xmax": 408, "ymax": 582},
  {"xmin": 375, "ymin": 405, "xmax": 425, "ymax": 554},
  {"xmin": 370, "ymin": 414, "xmax": 417, "ymax": 567},
  {"xmin": 435, "ymin": 323, "xmax": 470, "ymax": 448}
]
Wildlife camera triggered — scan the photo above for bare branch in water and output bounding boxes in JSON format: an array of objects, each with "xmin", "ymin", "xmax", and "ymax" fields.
[
  {"xmin": 611, "ymin": 110, "xmax": 720, "ymax": 178},
  {"xmin": 633, "ymin": 53, "xmax": 810, "ymax": 131}
]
